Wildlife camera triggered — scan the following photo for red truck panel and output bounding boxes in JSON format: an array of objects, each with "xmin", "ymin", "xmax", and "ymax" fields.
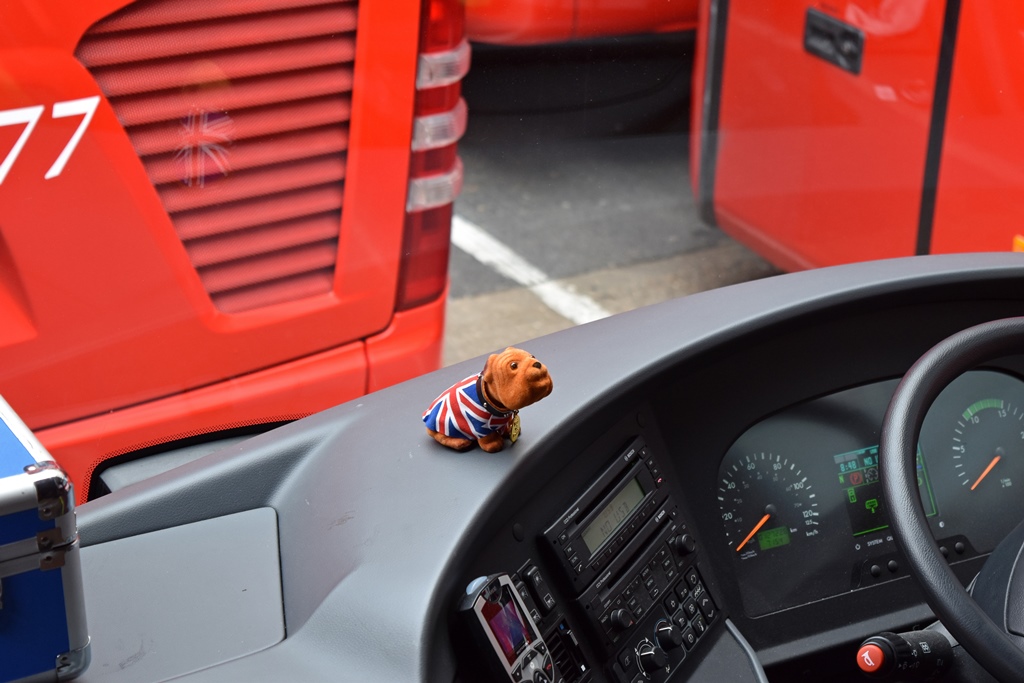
[
  {"xmin": 0, "ymin": 0, "xmax": 457, "ymax": 497},
  {"xmin": 694, "ymin": 1, "xmax": 1024, "ymax": 270},
  {"xmin": 466, "ymin": 0, "xmax": 697, "ymax": 45}
]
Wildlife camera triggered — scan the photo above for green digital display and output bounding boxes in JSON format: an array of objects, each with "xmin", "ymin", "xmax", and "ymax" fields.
[
  {"xmin": 835, "ymin": 445, "xmax": 937, "ymax": 537},
  {"xmin": 756, "ymin": 526, "xmax": 791, "ymax": 551}
]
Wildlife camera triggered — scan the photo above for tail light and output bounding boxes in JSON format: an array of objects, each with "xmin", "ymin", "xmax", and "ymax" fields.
[{"xmin": 397, "ymin": 0, "xmax": 470, "ymax": 311}]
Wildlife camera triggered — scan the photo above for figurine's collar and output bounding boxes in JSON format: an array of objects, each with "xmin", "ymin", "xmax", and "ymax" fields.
[{"xmin": 477, "ymin": 374, "xmax": 514, "ymax": 418}]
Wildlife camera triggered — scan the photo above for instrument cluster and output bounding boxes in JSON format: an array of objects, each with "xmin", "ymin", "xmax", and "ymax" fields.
[{"xmin": 716, "ymin": 370, "xmax": 1024, "ymax": 617}]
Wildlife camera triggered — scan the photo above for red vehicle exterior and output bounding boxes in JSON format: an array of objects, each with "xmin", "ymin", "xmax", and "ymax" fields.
[
  {"xmin": 0, "ymin": 0, "xmax": 468, "ymax": 498},
  {"xmin": 691, "ymin": 0, "xmax": 1024, "ymax": 272},
  {"xmin": 466, "ymin": 0, "xmax": 698, "ymax": 44}
]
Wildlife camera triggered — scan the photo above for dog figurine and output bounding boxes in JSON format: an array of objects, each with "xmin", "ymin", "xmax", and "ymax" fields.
[{"xmin": 423, "ymin": 347, "xmax": 553, "ymax": 452}]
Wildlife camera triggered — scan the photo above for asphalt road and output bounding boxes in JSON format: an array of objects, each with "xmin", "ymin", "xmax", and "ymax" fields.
[{"xmin": 443, "ymin": 39, "xmax": 779, "ymax": 366}]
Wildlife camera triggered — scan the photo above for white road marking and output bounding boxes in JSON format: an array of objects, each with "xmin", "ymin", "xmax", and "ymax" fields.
[{"xmin": 451, "ymin": 215, "xmax": 611, "ymax": 325}]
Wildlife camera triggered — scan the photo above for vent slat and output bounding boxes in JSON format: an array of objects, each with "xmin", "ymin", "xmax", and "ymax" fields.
[
  {"xmin": 143, "ymin": 125, "xmax": 348, "ymax": 185},
  {"xmin": 109, "ymin": 65, "xmax": 353, "ymax": 128},
  {"xmin": 88, "ymin": 0, "xmax": 350, "ymax": 33},
  {"xmin": 213, "ymin": 269, "xmax": 335, "ymax": 313},
  {"xmin": 159, "ymin": 155, "xmax": 346, "ymax": 213},
  {"xmin": 77, "ymin": 5, "xmax": 357, "ymax": 66},
  {"xmin": 90, "ymin": 36, "xmax": 354, "ymax": 97},
  {"xmin": 199, "ymin": 241, "xmax": 338, "ymax": 293},
  {"xmin": 129, "ymin": 96, "xmax": 350, "ymax": 156},
  {"xmin": 186, "ymin": 213, "xmax": 340, "ymax": 268},
  {"xmin": 173, "ymin": 184, "xmax": 344, "ymax": 240}
]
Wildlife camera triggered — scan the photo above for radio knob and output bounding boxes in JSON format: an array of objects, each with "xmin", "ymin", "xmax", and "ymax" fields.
[
  {"xmin": 637, "ymin": 640, "xmax": 668, "ymax": 674},
  {"xmin": 656, "ymin": 622, "xmax": 683, "ymax": 650},
  {"xmin": 672, "ymin": 533, "xmax": 697, "ymax": 555},
  {"xmin": 609, "ymin": 608, "xmax": 634, "ymax": 632}
]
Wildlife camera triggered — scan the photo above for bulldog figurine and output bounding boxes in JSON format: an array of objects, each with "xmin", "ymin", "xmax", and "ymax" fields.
[{"xmin": 423, "ymin": 347, "xmax": 553, "ymax": 452}]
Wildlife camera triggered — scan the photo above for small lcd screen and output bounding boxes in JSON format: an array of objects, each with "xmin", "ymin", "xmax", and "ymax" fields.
[
  {"xmin": 835, "ymin": 445, "xmax": 937, "ymax": 536},
  {"xmin": 481, "ymin": 585, "xmax": 534, "ymax": 666},
  {"xmin": 756, "ymin": 526, "xmax": 791, "ymax": 550},
  {"xmin": 581, "ymin": 477, "xmax": 645, "ymax": 555}
]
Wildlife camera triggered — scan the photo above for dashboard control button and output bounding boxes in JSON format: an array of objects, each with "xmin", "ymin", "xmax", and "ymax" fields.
[
  {"xmin": 681, "ymin": 597, "xmax": 698, "ymax": 619},
  {"xmin": 870, "ymin": 564, "xmax": 882, "ymax": 578},
  {"xmin": 648, "ymin": 585, "xmax": 662, "ymax": 601},
  {"xmin": 532, "ymin": 672, "xmax": 550, "ymax": 683},
  {"xmin": 685, "ymin": 567, "xmax": 700, "ymax": 588},
  {"xmin": 697, "ymin": 594, "xmax": 716, "ymax": 621},
  {"xmin": 955, "ymin": 541, "xmax": 966, "ymax": 554},
  {"xmin": 643, "ymin": 576, "xmax": 657, "ymax": 592},
  {"xmin": 625, "ymin": 579, "xmax": 640, "ymax": 598},
  {"xmin": 692, "ymin": 582, "xmax": 705, "ymax": 600},
  {"xmin": 674, "ymin": 582, "xmax": 690, "ymax": 601},
  {"xmin": 672, "ymin": 611, "xmax": 687, "ymax": 630},
  {"xmin": 856, "ymin": 644, "xmax": 886, "ymax": 674},
  {"xmin": 640, "ymin": 566, "xmax": 653, "ymax": 581},
  {"xmin": 680, "ymin": 627, "xmax": 698, "ymax": 650},
  {"xmin": 632, "ymin": 604, "xmax": 645, "ymax": 620},
  {"xmin": 664, "ymin": 594, "xmax": 680, "ymax": 614},
  {"xmin": 619, "ymin": 647, "xmax": 636, "ymax": 671},
  {"xmin": 887, "ymin": 560, "xmax": 899, "ymax": 573},
  {"xmin": 692, "ymin": 614, "xmax": 708, "ymax": 636}
]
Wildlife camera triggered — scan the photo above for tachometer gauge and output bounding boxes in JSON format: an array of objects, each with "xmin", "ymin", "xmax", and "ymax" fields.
[
  {"xmin": 718, "ymin": 452, "xmax": 819, "ymax": 558},
  {"xmin": 952, "ymin": 399, "xmax": 1023, "ymax": 492}
]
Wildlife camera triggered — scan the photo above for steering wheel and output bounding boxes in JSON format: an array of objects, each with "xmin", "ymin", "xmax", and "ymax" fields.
[{"xmin": 880, "ymin": 317, "xmax": 1024, "ymax": 683}]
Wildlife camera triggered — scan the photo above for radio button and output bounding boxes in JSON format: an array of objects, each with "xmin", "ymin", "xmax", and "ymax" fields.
[
  {"xmin": 681, "ymin": 626, "xmax": 698, "ymax": 650},
  {"xmin": 557, "ymin": 531, "xmax": 569, "ymax": 545},
  {"xmin": 648, "ymin": 586, "xmax": 662, "ymax": 601},
  {"xmin": 698, "ymin": 595, "xmax": 716, "ymax": 621}
]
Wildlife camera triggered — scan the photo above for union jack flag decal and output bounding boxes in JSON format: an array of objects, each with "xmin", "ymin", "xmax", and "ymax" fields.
[{"xmin": 423, "ymin": 375, "xmax": 513, "ymax": 441}]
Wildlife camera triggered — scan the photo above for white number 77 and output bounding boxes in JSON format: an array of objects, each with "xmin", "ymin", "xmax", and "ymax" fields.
[{"xmin": 0, "ymin": 96, "xmax": 101, "ymax": 185}]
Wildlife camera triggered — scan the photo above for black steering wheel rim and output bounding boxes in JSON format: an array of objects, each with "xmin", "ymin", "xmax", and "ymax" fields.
[{"xmin": 880, "ymin": 317, "xmax": 1024, "ymax": 683}]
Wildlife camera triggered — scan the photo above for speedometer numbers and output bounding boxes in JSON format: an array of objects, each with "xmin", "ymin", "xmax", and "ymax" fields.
[
  {"xmin": 953, "ymin": 399, "xmax": 1022, "ymax": 491},
  {"xmin": 718, "ymin": 453, "xmax": 819, "ymax": 558}
]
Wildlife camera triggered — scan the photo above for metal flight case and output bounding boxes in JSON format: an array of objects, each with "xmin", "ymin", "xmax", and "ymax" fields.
[{"xmin": 0, "ymin": 396, "xmax": 89, "ymax": 683}]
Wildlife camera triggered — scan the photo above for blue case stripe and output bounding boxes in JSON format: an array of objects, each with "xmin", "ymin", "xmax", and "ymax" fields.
[{"xmin": 0, "ymin": 416, "xmax": 32, "ymax": 479}]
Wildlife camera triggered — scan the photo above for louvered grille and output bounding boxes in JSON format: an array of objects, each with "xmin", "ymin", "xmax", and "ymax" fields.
[{"xmin": 76, "ymin": 0, "xmax": 357, "ymax": 313}]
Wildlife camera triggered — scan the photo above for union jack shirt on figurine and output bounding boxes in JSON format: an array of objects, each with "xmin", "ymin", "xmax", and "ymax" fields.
[{"xmin": 423, "ymin": 347, "xmax": 553, "ymax": 453}]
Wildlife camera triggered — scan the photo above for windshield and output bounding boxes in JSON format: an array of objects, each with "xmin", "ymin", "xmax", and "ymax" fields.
[{"xmin": 0, "ymin": 0, "xmax": 1018, "ymax": 499}]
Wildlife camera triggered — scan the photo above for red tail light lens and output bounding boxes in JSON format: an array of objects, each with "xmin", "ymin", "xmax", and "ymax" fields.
[
  {"xmin": 397, "ymin": 0, "xmax": 468, "ymax": 311},
  {"xmin": 397, "ymin": 205, "xmax": 454, "ymax": 311}
]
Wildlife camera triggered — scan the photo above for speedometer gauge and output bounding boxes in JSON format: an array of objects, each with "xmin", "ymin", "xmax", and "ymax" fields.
[{"xmin": 718, "ymin": 452, "xmax": 819, "ymax": 558}]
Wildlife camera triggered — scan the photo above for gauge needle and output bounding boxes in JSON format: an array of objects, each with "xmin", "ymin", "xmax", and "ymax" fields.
[
  {"xmin": 736, "ymin": 513, "xmax": 772, "ymax": 552},
  {"xmin": 970, "ymin": 455, "xmax": 1001, "ymax": 491}
]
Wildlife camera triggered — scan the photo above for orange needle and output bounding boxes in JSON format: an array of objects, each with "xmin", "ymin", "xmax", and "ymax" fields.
[
  {"xmin": 736, "ymin": 513, "xmax": 772, "ymax": 552},
  {"xmin": 971, "ymin": 455, "xmax": 1001, "ymax": 491}
]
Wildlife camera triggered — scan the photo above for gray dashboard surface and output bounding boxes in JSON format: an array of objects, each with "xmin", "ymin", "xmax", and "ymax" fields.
[
  {"xmin": 73, "ymin": 254, "xmax": 1024, "ymax": 681},
  {"xmin": 77, "ymin": 508, "xmax": 284, "ymax": 682}
]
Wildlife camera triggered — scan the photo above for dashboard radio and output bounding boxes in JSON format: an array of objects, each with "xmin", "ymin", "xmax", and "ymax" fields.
[
  {"xmin": 544, "ymin": 437, "xmax": 717, "ymax": 683},
  {"xmin": 544, "ymin": 437, "xmax": 671, "ymax": 591}
]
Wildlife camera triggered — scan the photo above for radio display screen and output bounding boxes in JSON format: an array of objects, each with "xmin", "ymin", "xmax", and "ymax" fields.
[{"xmin": 581, "ymin": 477, "xmax": 645, "ymax": 555}]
